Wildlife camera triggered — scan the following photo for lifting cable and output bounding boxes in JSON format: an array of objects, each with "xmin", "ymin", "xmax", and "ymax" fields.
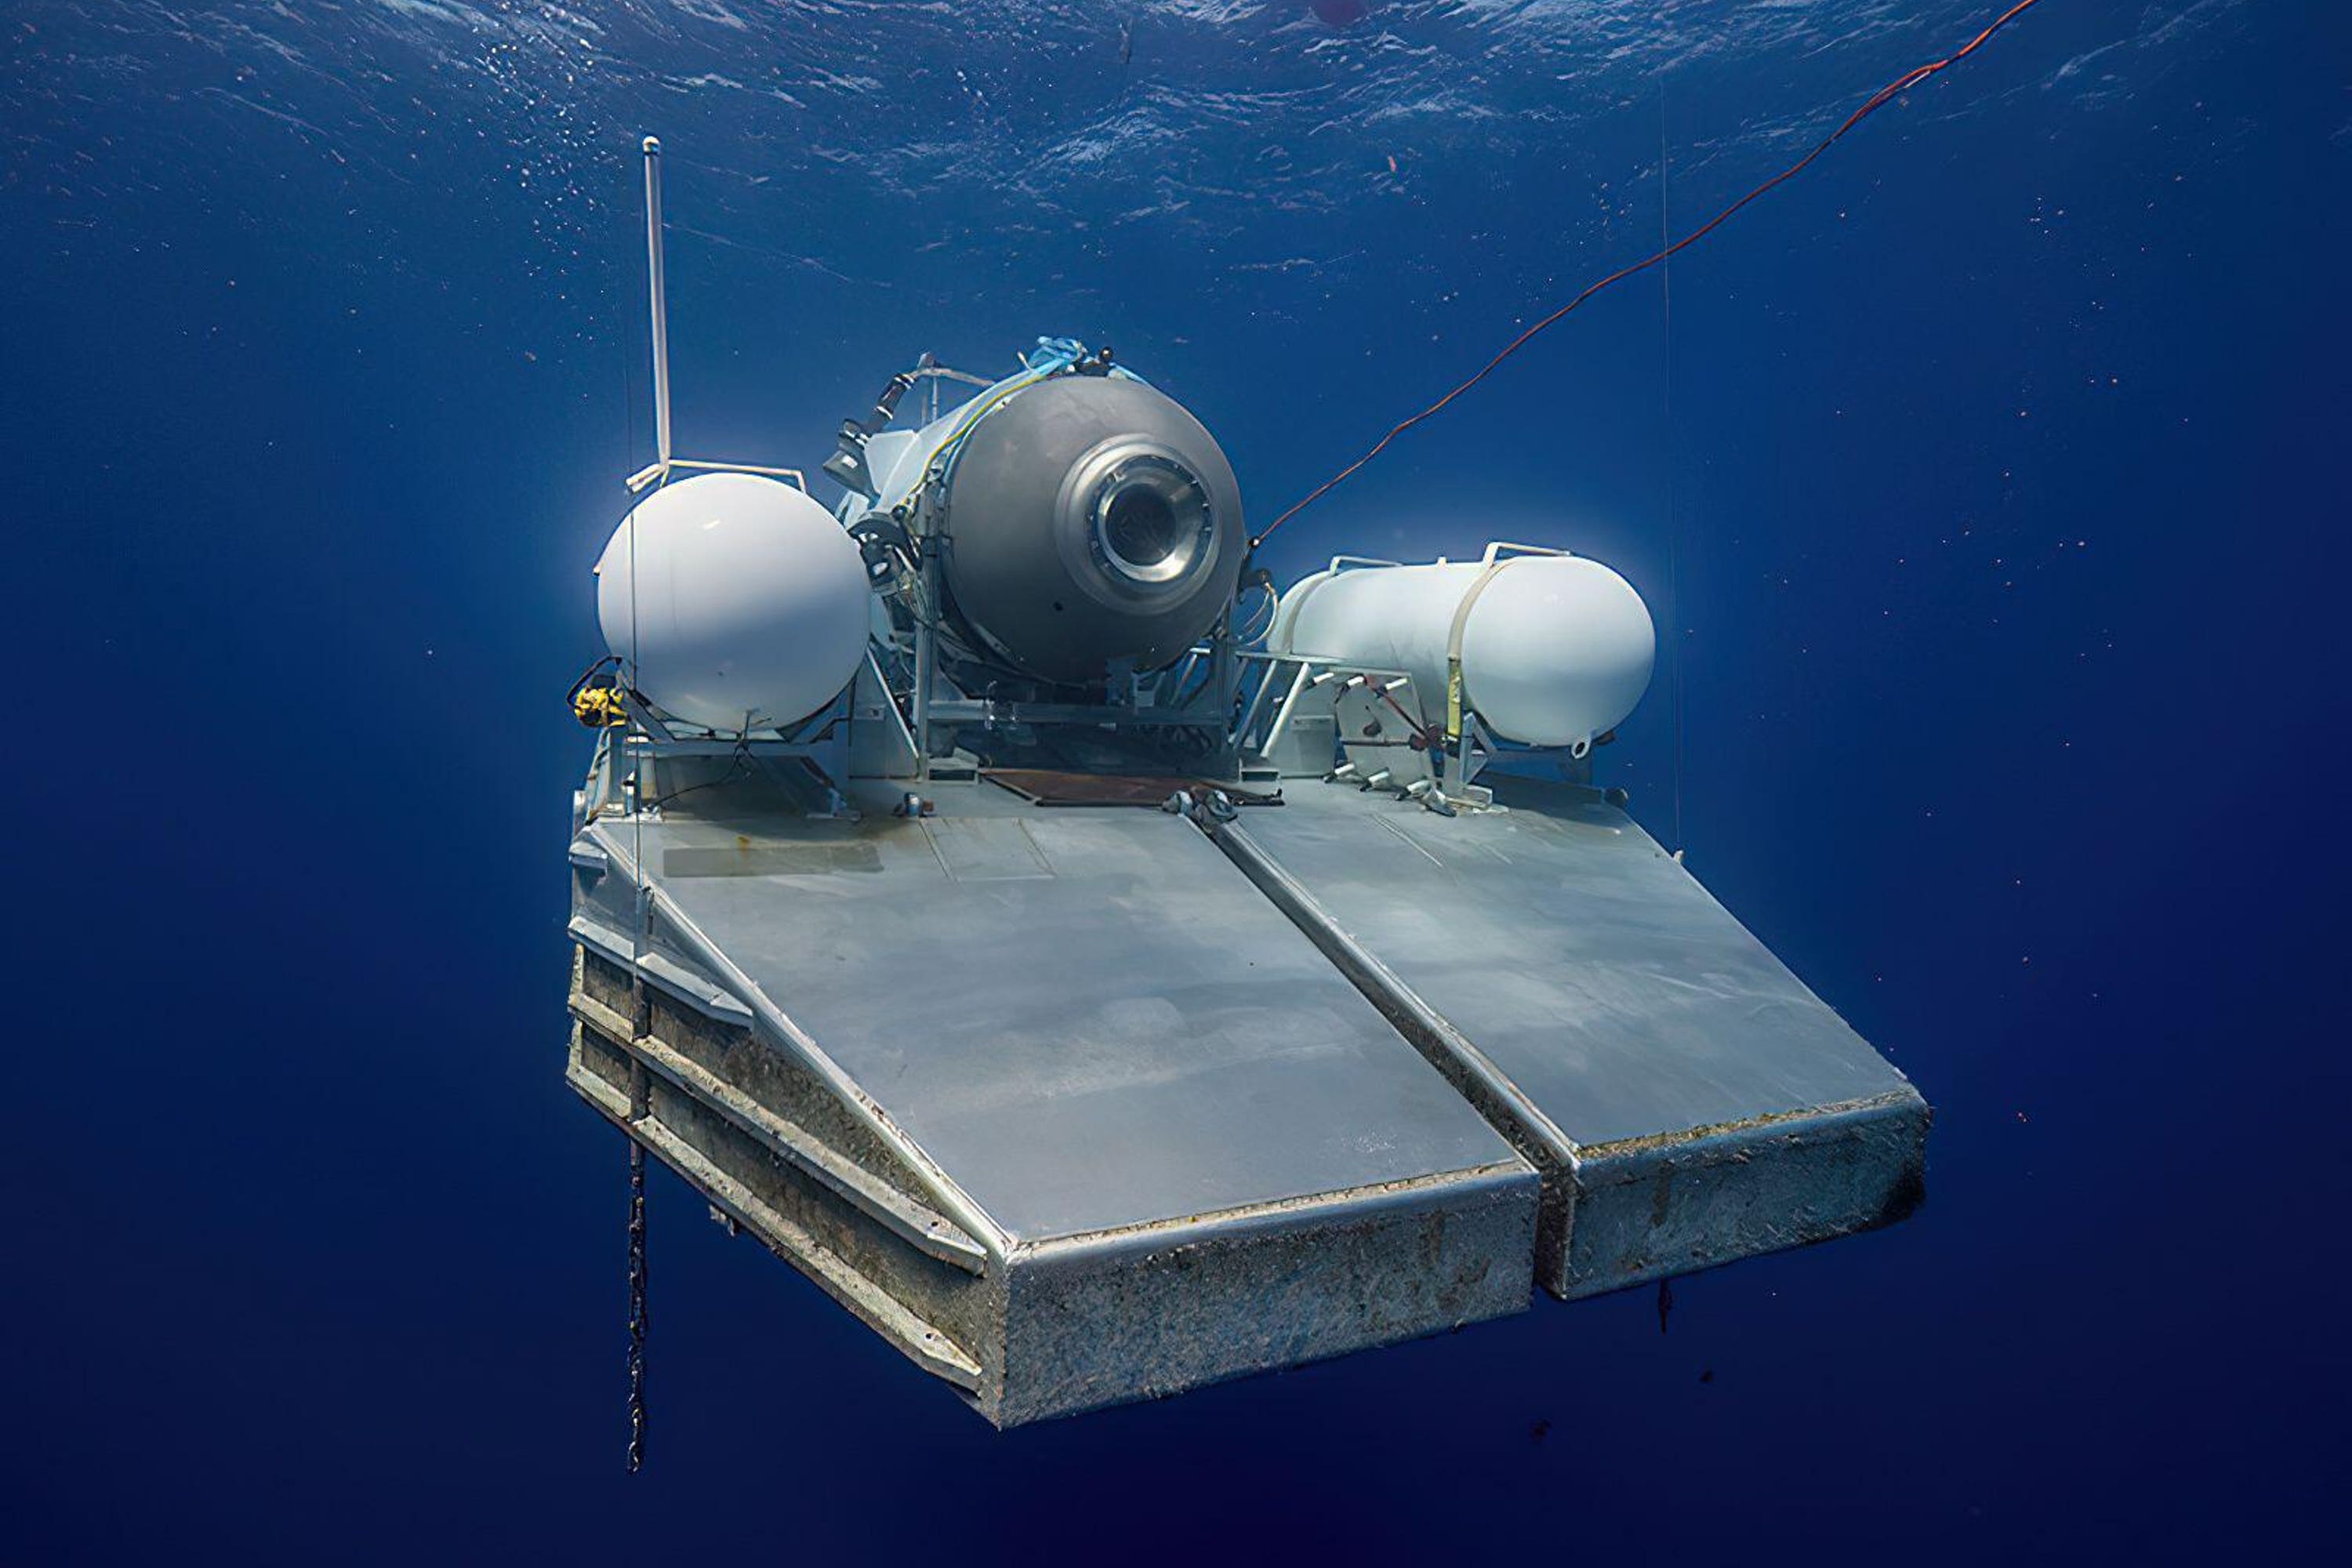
[
  {"xmin": 1660, "ymin": 82, "xmax": 1684, "ymax": 855},
  {"xmin": 1248, "ymin": 0, "xmax": 2053, "ymax": 551}
]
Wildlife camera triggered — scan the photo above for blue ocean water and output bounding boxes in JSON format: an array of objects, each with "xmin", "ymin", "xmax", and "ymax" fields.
[{"xmin": 5, "ymin": 1, "xmax": 2345, "ymax": 1559}]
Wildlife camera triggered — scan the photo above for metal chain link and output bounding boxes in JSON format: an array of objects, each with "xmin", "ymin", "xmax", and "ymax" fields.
[
  {"xmin": 626, "ymin": 1134, "xmax": 648, "ymax": 1473},
  {"xmin": 626, "ymin": 964, "xmax": 652, "ymax": 1474},
  {"xmin": 625, "ymin": 907, "xmax": 653, "ymax": 1474}
]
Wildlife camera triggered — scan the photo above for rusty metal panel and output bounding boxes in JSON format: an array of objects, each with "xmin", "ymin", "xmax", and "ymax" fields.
[{"xmin": 981, "ymin": 768, "xmax": 1282, "ymax": 808}]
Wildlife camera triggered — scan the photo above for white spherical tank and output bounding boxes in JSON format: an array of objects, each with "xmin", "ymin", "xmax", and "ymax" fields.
[
  {"xmin": 593, "ymin": 473, "xmax": 871, "ymax": 732},
  {"xmin": 1269, "ymin": 550, "xmax": 1655, "ymax": 750}
]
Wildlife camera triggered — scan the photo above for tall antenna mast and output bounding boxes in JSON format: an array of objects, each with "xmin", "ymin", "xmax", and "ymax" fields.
[
  {"xmin": 641, "ymin": 136, "xmax": 673, "ymax": 485},
  {"xmin": 623, "ymin": 135, "xmax": 804, "ymax": 495}
]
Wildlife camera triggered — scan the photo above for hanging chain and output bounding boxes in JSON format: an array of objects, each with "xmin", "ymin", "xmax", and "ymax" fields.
[
  {"xmin": 626, "ymin": 1132, "xmax": 648, "ymax": 1473},
  {"xmin": 625, "ymin": 951, "xmax": 652, "ymax": 1474}
]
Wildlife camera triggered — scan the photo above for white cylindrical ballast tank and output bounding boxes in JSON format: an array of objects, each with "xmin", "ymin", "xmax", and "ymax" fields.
[
  {"xmin": 594, "ymin": 472, "xmax": 870, "ymax": 733},
  {"xmin": 1268, "ymin": 548, "xmax": 1655, "ymax": 750}
]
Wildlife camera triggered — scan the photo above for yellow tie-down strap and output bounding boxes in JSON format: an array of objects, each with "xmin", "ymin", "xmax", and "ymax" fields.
[{"xmin": 1443, "ymin": 558, "xmax": 1515, "ymax": 747}]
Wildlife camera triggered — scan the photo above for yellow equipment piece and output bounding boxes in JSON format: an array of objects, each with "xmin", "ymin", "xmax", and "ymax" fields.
[{"xmin": 572, "ymin": 684, "xmax": 630, "ymax": 729}]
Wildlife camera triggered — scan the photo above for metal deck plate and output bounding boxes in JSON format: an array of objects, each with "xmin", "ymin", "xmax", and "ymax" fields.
[
  {"xmin": 593, "ymin": 780, "xmax": 1525, "ymax": 1247},
  {"xmin": 1216, "ymin": 775, "xmax": 1929, "ymax": 1297}
]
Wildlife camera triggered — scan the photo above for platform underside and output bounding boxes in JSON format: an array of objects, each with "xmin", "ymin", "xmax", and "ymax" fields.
[{"xmin": 565, "ymin": 770, "xmax": 1926, "ymax": 1423}]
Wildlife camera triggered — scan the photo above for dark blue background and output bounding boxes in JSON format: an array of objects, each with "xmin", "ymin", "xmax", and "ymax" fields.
[{"xmin": 5, "ymin": 2, "xmax": 2343, "ymax": 1559}]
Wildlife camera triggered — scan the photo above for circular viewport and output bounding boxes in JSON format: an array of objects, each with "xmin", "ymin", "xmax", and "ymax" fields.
[{"xmin": 1091, "ymin": 453, "xmax": 1212, "ymax": 587}]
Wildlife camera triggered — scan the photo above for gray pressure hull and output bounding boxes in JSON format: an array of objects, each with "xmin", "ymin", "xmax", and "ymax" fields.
[
  {"xmin": 942, "ymin": 375, "xmax": 1246, "ymax": 684},
  {"xmin": 565, "ymin": 771, "xmax": 1926, "ymax": 1423}
]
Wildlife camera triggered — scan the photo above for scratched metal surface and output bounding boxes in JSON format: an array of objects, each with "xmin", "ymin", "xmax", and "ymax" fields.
[
  {"xmin": 597, "ymin": 779, "xmax": 1526, "ymax": 1245},
  {"xmin": 1228, "ymin": 775, "xmax": 1918, "ymax": 1152}
]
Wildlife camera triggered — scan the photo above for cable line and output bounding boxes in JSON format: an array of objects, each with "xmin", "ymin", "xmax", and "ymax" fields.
[{"xmin": 1250, "ymin": 0, "xmax": 2053, "ymax": 550}]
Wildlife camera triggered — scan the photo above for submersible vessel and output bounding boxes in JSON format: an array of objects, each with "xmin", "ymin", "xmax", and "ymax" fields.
[{"xmin": 564, "ymin": 141, "xmax": 1927, "ymax": 1427}]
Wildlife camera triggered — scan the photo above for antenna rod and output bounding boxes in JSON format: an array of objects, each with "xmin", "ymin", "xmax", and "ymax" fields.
[{"xmin": 641, "ymin": 136, "xmax": 672, "ymax": 480}]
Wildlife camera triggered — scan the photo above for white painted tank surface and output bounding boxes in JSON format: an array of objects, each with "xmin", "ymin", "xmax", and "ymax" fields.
[
  {"xmin": 594, "ymin": 472, "xmax": 870, "ymax": 732},
  {"xmin": 1269, "ymin": 549, "xmax": 1655, "ymax": 750}
]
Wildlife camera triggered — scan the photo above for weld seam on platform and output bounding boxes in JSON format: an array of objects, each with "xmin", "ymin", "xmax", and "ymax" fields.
[
  {"xmin": 1207, "ymin": 815, "xmax": 1584, "ymax": 1290},
  {"xmin": 1208, "ymin": 818, "xmax": 1580, "ymax": 1162}
]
